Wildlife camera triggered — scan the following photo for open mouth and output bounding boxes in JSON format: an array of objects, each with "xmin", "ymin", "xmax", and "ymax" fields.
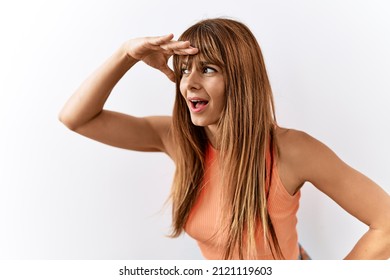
[{"xmin": 190, "ymin": 100, "xmax": 209, "ymax": 109}]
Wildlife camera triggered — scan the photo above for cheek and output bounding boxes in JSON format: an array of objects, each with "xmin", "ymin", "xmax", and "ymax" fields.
[{"xmin": 216, "ymin": 85, "xmax": 226, "ymax": 109}]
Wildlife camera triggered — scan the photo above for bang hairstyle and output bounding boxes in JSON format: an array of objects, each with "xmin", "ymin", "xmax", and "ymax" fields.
[{"xmin": 173, "ymin": 22, "xmax": 226, "ymax": 84}]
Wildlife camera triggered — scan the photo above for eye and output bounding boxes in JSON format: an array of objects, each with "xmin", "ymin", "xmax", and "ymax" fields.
[
  {"xmin": 203, "ymin": 66, "xmax": 217, "ymax": 74},
  {"xmin": 181, "ymin": 68, "xmax": 191, "ymax": 75}
]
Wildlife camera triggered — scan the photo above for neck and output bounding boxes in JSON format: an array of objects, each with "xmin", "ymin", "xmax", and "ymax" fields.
[{"xmin": 205, "ymin": 125, "xmax": 218, "ymax": 148}]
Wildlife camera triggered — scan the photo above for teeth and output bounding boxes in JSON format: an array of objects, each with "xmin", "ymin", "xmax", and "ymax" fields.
[{"xmin": 190, "ymin": 100, "xmax": 206, "ymax": 103}]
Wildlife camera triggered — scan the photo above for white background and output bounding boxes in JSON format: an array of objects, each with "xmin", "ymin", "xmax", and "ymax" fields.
[{"xmin": 0, "ymin": 0, "xmax": 389, "ymax": 260}]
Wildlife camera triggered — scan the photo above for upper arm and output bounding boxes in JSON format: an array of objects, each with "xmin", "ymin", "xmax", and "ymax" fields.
[
  {"xmin": 280, "ymin": 129, "xmax": 390, "ymax": 229},
  {"xmin": 69, "ymin": 110, "xmax": 176, "ymax": 158}
]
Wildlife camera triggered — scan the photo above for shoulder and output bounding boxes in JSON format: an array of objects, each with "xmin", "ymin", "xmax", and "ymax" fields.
[
  {"xmin": 275, "ymin": 127, "xmax": 312, "ymax": 150},
  {"xmin": 274, "ymin": 126, "xmax": 337, "ymax": 194},
  {"xmin": 275, "ymin": 127, "xmax": 390, "ymax": 243},
  {"xmin": 275, "ymin": 127, "xmax": 323, "ymax": 160}
]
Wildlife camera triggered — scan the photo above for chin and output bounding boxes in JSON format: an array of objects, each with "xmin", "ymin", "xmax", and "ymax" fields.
[
  {"xmin": 191, "ymin": 121, "xmax": 207, "ymax": 127},
  {"xmin": 190, "ymin": 117, "xmax": 208, "ymax": 127}
]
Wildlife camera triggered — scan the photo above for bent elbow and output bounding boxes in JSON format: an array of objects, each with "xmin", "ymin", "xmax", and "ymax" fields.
[
  {"xmin": 58, "ymin": 110, "xmax": 78, "ymax": 131},
  {"xmin": 370, "ymin": 214, "xmax": 390, "ymax": 259}
]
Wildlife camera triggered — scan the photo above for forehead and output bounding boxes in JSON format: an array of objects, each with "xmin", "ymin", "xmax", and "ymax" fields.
[
  {"xmin": 180, "ymin": 55, "xmax": 208, "ymax": 67},
  {"xmin": 175, "ymin": 26, "xmax": 225, "ymax": 70},
  {"xmin": 178, "ymin": 49, "xmax": 224, "ymax": 69}
]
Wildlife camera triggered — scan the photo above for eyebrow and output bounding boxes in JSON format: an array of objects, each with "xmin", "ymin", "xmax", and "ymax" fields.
[
  {"xmin": 199, "ymin": 61, "xmax": 211, "ymax": 66},
  {"xmin": 181, "ymin": 60, "xmax": 216, "ymax": 68}
]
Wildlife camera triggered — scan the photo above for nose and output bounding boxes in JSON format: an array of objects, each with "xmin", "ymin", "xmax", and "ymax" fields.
[{"xmin": 182, "ymin": 69, "xmax": 202, "ymax": 91}]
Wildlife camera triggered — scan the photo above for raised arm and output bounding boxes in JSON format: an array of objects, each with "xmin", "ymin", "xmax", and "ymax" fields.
[{"xmin": 59, "ymin": 34, "xmax": 197, "ymax": 156}]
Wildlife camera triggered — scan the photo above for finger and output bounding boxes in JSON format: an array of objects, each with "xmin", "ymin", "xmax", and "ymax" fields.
[
  {"xmin": 159, "ymin": 65, "xmax": 175, "ymax": 82},
  {"xmin": 162, "ymin": 48, "xmax": 198, "ymax": 57},
  {"xmin": 161, "ymin": 42, "xmax": 199, "ymax": 56},
  {"xmin": 150, "ymin": 33, "xmax": 174, "ymax": 45},
  {"xmin": 172, "ymin": 47, "xmax": 199, "ymax": 55},
  {"xmin": 161, "ymin": 40, "xmax": 191, "ymax": 50}
]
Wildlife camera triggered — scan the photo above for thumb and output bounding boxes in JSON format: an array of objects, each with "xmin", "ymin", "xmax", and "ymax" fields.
[{"xmin": 160, "ymin": 65, "xmax": 175, "ymax": 82}]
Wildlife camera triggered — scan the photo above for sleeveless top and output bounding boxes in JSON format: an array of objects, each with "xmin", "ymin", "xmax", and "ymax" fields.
[{"xmin": 184, "ymin": 144, "xmax": 301, "ymax": 259}]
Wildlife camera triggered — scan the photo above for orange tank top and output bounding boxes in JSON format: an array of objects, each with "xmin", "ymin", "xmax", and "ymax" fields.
[{"xmin": 184, "ymin": 144, "xmax": 301, "ymax": 259}]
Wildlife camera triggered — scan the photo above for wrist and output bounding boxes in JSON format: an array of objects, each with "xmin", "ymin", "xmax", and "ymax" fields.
[{"xmin": 120, "ymin": 42, "xmax": 139, "ymax": 66}]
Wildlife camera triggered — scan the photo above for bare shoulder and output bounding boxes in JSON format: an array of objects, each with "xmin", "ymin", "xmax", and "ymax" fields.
[
  {"xmin": 275, "ymin": 126, "xmax": 329, "ymax": 162},
  {"xmin": 274, "ymin": 126, "xmax": 332, "ymax": 194},
  {"xmin": 275, "ymin": 126, "xmax": 362, "ymax": 193},
  {"xmin": 275, "ymin": 126, "xmax": 318, "ymax": 147},
  {"xmin": 275, "ymin": 127, "xmax": 390, "ymax": 246}
]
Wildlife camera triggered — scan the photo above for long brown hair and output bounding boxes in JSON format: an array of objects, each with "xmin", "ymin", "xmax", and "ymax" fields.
[{"xmin": 169, "ymin": 18, "xmax": 281, "ymax": 259}]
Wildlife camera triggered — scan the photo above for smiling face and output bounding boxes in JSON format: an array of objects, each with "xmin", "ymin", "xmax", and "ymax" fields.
[{"xmin": 179, "ymin": 60, "xmax": 225, "ymax": 130}]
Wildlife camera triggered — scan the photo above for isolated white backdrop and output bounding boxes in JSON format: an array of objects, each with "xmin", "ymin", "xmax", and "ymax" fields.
[{"xmin": 0, "ymin": 0, "xmax": 389, "ymax": 259}]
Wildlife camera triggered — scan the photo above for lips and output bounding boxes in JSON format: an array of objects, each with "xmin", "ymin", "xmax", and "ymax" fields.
[{"xmin": 188, "ymin": 97, "xmax": 209, "ymax": 113}]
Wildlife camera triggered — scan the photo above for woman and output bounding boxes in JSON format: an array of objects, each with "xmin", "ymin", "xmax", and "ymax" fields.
[{"xmin": 59, "ymin": 18, "xmax": 390, "ymax": 259}]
